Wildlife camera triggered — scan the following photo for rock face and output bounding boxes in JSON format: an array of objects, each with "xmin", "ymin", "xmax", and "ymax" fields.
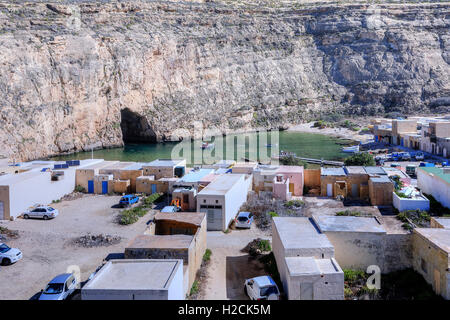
[{"xmin": 0, "ymin": 0, "xmax": 448, "ymax": 161}]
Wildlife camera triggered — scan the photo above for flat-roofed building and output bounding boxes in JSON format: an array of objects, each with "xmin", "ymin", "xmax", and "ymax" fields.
[
  {"xmin": 81, "ymin": 259, "xmax": 184, "ymax": 300},
  {"xmin": 197, "ymin": 174, "xmax": 252, "ymax": 231},
  {"xmin": 142, "ymin": 159, "xmax": 186, "ymax": 180}
]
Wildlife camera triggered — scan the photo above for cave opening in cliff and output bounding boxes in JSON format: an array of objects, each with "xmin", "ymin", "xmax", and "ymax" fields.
[{"xmin": 120, "ymin": 108, "xmax": 157, "ymax": 144}]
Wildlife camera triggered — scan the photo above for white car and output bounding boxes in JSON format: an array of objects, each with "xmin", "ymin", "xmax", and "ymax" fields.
[
  {"xmin": 39, "ymin": 273, "xmax": 78, "ymax": 300},
  {"xmin": 0, "ymin": 243, "xmax": 23, "ymax": 265},
  {"xmin": 415, "ymin": 152, "xmax": 425, "ymax": 161},
  {"xmin": 23, "ymin": 206, "xmax": 59, "ymax": 220},
  {"xmin": 244, "ymin": 276, "xmax": 280, "ymax": 300}
]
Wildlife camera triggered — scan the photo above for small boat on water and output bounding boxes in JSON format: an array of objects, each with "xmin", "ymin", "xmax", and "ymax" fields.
[
  {"xmin": 342, "ymin": 145, "xmax": 359, "ymax": 153},
  {"xmin": 201, "ymin": 142, "xmax": 214, "ymax": 150}
]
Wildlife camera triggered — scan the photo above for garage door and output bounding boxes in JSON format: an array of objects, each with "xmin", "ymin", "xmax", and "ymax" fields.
[
  {"xmin": 200, "ymin": 205, "xmax": 223, "ymax": 231},
  {"xmin": 0, "ymin": 201, "xmax": 3, "ymax": 220}
]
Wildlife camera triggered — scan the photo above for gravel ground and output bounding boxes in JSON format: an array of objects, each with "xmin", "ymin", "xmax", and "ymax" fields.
[
  {"xmin": 199, "ymin": 226, "xmax": 271, "ymax": 300},
  {"xmin": 0, "ymin": 194, "xmax": 154, "ymax": 300}
]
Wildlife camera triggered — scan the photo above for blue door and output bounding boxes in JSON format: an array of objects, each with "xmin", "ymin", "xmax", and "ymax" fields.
[
  {"xmin": 88, "ymin": 180, "xmax": 94, "ymax": 193},
  {"xmin": 151, "ymin": 184, "xmax": 157, "ymax": 194},
  {"xmin": 102, "ymin": 181, "xmax": 108, "ymax": 194}
]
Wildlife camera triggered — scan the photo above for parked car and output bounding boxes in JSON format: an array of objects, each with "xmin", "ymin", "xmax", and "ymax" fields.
[
  {"xmin": 23, "ymin": 206, "xmax": 58, "ymax": 220},
  {"xmin": 119, "ymin": 195, "xmax": 139, "ymax": 208},
  {"xmin": 0, "ymin": 243, "xmax": 23, "ymax": 265},
  {"xmin": 235, "ymin": 212, "xmax": 254, "ymax": 229},
  {"xmin": 39, "ymin": 273, "xmax": 78, "ymax": 300},
  {"xmin": 390, "ymin": 163, "xmax": 401, "ymax": 168},
  {"xmin": 244, "ymin": 276, "xmax": 280, "ymax": 300},
  {"xmin": 161, "ymin": 206, "xmax": 179, "ymax": 213},
  {"xmin": 399, "ymin": 152, "xmax": 411, "ymax": 161},
  {"xmin": 406, "ymin": 165, "xmax": 417, "ymax": 177},
  {"xmin": 414, "ymin": 152, "xmax": 425, "ymax": 161}
]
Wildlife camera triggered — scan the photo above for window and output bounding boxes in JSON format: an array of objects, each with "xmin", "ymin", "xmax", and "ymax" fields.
[
  {"xmin": 203, "ymin": 199, "xmax": 206, "ymax": 203},
  {"xmin": 215, "ymin": 200, "xmax": 219, "ymax": 204}
]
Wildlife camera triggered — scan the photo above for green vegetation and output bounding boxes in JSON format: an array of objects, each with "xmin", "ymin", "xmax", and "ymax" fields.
[
  {"xmin": 279, "ymin": 155, "xmax": 308, "ymax": 168},
  {"xmin": 258, "ymin": 239, "xmax": 272, "ymax": 252},
  {"xmin": 268, "ymin": 211, "xmax": 279, "ymax": 218},
  {"xmin": 119, "ymin": 206, "xmax": 148, "ymax": 225},
  {"xmin": 344, "ymin": 269, "xmax": 367, "ymax": 283},
  {"xmin": 397, "ymin": 210, "xmax": 430, "ymax": 230},
  {"xmin": 425, "ymin": 193, "xmax": 450, "ymax": 216},
  {"xmin": 203, "ymin": 249, "xmax": 212, "ymax": 262},
  {"xmin": 52, "ymin": 199, "xmax": 61, "ymax": 203},
  {"xmin": 141, "ymin": 193, "xmax": 162, "ymax": 208},
  {"xmin": 344, "ymin": 152, "xmax": 375, "ymax": 166},
  {"xmin": 74, "ymin": 185, "xmax": 86, "ymax": 193},
  {"xmin": 335, "ymin": 210, "xmax": 367, "ymax": 217},
  {"xmin": 284, "ymin": 200, "xmax": 304, "ymax": 208},
  {"xmin": 378, "ymin": 268, "xmax": 442, "ymax": 300},
  {"xmin": 189, "ymin": 280, "xmax": 200, "ymax": 296},
  {"xmin": 391, "ymin": 175, "xmax": 404, "ymax": 191}
]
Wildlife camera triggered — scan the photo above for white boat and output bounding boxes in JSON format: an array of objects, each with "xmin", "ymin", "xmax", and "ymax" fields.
[
  {"xmin": 201, "ymin": 142, "xmax": 214, "ymax": 150},
  {"xmin": 342, "ymin": 145, "xmax": 359, "ymax": 153}
]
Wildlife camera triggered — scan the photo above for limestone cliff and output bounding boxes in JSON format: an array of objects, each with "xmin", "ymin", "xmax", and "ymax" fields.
[{"xmin": 0, "ymin": 0, "xmax": 449, "ymax": 161}]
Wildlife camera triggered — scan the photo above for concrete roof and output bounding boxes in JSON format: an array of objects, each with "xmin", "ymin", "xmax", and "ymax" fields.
[
  {"xmin": 272, "ymin": 217, "xmax": 334, "ymax": 251},
  {"xmin": 199, "ymin": 173, "xmax": 219, "ymax": 183},
  {"xmin": 277, "ymin": 165, "xmax": 304, "ymax": 173},
  {"xmin": 285, "ymin": 257, "xmax": 342, "ymax": 276},
  {"xmin": 155, "ymin": 212, "xmax": 205, "ymax": 226},
  {"xmin": 198, "ymin": 174, "xmax": 244, "ymax": 196},
  {"xmin": 83, "ymin": 259, "xmax": 182, "ymax": 290},
  {"xmin": 344, "ymin": 166, "xmax": 368, "ymax": 175},
  {"xmin": 383, "ymin": 167, "xmax": 409, "ymax": 179},
  {"xmin": 178, "ymin": 168, "xmax": 215, "ymax": 183},
  {"xmin": 78, "ymin": 160, "xmax": 118, "ymax": 170},
  {"xmin": 213, "ymin": 160, "xmax": 236, "ymax": 168},
  {"xmin": 101, "ymin": 162, "xmax": 136, "ymax": 170},
  {"xmin": 233, "ymin": 162, "xmax": 258, "ymax": 168},
  {"xmin": 414, "ymin": 228, "xmax": 450, "ymax": 253},
  {"xmin": 312, "ymin": 215, "xmax": 386, "ymax": 233},
  {"xmin": 127, "ymin": 234, "xmax": 193, "ymax": 249},
  {"xmin": 418, "ymin": 167, "xmax": 450, "ymax": 184},
  {"xmin": 143, "ymin": 159, "xmax": 185, "ymax": 167},
  {"xmin": 432, "ymin": 218, "xmax": 450, "ymax": 229},
  {"xmin": 364, "ymin": 166, "xmax": 387, "ymax": 175},
  {"xmin": 321, "ymin": 167, "xmax": 346, "ymax": 176},
  {"xmin": 369, "ymin": 175, "xmax": 392, "ymax": 183}
]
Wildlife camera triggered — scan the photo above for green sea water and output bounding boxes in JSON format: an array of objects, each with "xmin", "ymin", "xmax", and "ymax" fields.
[{"xmin": 50, "ymin": 131, "xmax": 354, "ymax": 165}]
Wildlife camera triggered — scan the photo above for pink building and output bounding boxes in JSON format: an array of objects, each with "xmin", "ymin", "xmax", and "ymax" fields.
[
  {"xmin": 276, "ymin": 165, "xmax": 304, "ymax": 196},
  {"xmin": 273, "ymin": 174, "xmax": 291, "ymax": 201}
]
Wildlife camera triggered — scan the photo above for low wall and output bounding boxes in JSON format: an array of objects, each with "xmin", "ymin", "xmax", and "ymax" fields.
[{"xmin": 393, "ymin": 192, "xmax": 430, "ymax": 212}]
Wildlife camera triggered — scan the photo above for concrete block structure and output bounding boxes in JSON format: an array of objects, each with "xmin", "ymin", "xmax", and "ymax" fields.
[
  {"xmin": 81, "ymin": 259, "xmax": 184, "ymax": 300},
  {"xmin": 253, "ymin": 165, "xmax": 304, "ymax": 196},
  {"xmin": 93, "ymin": 174, "xmax": 114, "ymax": 194},
  {"xmin": 172, "ymin": 187, "xmax": 197, "ymax": 211},
  {"xmin": 271, "ymin": 217, "xmax": 343, "ymax": 300},
  {"xmin": 75, "ymin": 160, "xmax": 118, "ymax": 192},
  {"xmin": 0, "ymin": 159, "xmax": 98, "ymax": 220},
  {"xmin": 143, "ymin": 159, "xmax": 186, "ymax": 180},
  {"xmin": 417, "ymin": 167, "xmax": 450, "ymax": 209},
  {"xmin": 197, "ymin": 174, "xmax": 252, "ymax": 231},
  {"xmin": 304, "ymin": 169, "xmax": 321, "ymax": 194},
  {"xmin": 135, "ymin": 175, "xmax": 156, "ymax": 194},
  {"xmin": 231, "ymin": 162, "xmax": 258, "ymax": 174},
  {"xmin": 393, "ymin": 190, "xmax": 430, "ymax": 212},
  {"xmin": 273, "ymin": 175, "xmax": 291, "ymax": 201},
  {"xmin": 343, "ymin": 166, "xmax": 369, "ymax": 200},
  {"xmin": 412, "ymin": 228, "xmax": 450, "ymax": 299},
  {"xmin": 113, "ymin": 179, "xmax": 131, "ymax": 194},
  {"xmin": 320, "ymin": 167, "xmax": 347, "ymax": 197},
  {"xmin": 368, "ymin": 175, "xmax": 394, "ymax": 206},
  {"xmin": 430, "ymin": 217, "xmax": 450, "ymax": 229},
  {"xmin": 125, "ymin": 212, "xmax": 206, "ymax": 296}
]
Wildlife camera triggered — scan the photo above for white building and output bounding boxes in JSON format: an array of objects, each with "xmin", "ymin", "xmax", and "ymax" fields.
[
  {"xmin": 271, "ymin": 217, "xmax": 344, "ymax": 300},
  {"xmin": 0, "ymin": 159, "xmax": 101, "ymax": 220},
  {"xmin": 196, "ymin": 174, "xmax": 252, "ymax": 231},
  {"xmin": 417, "ymin": 167, "xmax": 450, "ymax": 209},
  {"xmin": 81, "ymin": 259, "xmax": 184, "ymax": 300}
]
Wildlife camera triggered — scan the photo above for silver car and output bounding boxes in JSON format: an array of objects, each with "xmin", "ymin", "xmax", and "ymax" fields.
[
  {"xmin": 23, "ymin": 206, "xmax": 59, "ymax": 220},
  {"xmin": 235, "ymin": 212, "xmax": 254, "ymax": 229},
  {"xmin": 39, "ymin": 273, "xmax": 78, "ymax": 300}
]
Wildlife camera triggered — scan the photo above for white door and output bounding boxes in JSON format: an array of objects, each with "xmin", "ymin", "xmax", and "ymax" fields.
[
  {"xmin": 326, "ymin": 184, "xmax": 333, "ymax": 197},
  {"xmin": 0, "ymin": 201, "xmax": 4, "ymax": 220}
]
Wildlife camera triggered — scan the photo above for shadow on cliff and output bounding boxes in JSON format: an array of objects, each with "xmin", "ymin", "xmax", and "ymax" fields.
[{"xmin": 120, "ymin": 108, "xmax": 157, "ymax": 143}]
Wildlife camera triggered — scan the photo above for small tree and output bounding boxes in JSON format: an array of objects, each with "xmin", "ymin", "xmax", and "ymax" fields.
[
  {"xmin": 280, "ymin": 155, "xmax": 308, "ymax": 168},
  {"xmin": 344, "ymin": 152, "xmax": 375, "ymax": 166}
]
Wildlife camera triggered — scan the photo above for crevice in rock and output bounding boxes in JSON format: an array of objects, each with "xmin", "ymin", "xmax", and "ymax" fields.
[{"xmin": 120, "ymin": 108, "xmax": 156, "ymax": 143}]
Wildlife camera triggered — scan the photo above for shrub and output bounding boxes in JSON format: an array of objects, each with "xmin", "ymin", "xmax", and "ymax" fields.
[
  {"xmin": 344, "ymin": 269, "xmax": 367, "ymax": 283},
  {"xmin": 279, "ymin": 155, "xmax": 308, "ymax": 168},
  {"xmin": 190, "ymin": 280, "xmax": 200, "ymax": 296},
  {"xmin": 142, "ymin": 193, "xmax": 162, "ymax": 208},
  {"xmin": 344, "ymin": 286, "xmax": 353, "ymax": 298},
  {"xmin": 258, "ymin": 239, "xmax": 272, "ymax": 252},
  {"xmin": 344, "ymin": 152, "xmax": 375, "ymax": 166},
  {"xmin": 203, "ymin": 249, "xmax": 212, "ymax": 262},
  {"xmin": 119, "ymin": 207, "xmax": 148, "ymax": 225},
  {"xmin": 284, "ymin": 200, "xmax": 305, "ymax": 208},
  {"xmin": 336, "ymin": 210, "xmax": 361, "ymax": 217},
  {"xmin": 75, "ymin": 185, "xmax": 86, "ymax": 193},
  {"xmin": 268, "ymin": 211, "xmax": 278, "ymax": 218}
]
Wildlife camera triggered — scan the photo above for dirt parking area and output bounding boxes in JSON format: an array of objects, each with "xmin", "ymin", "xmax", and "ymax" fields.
[
  {"xmin": 0, "ymin": 194, "xmax": 154, "ymax": 300},
  {"xmin": 199, "ymin": 226, "xmax": 272, "ymax": 300}
]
